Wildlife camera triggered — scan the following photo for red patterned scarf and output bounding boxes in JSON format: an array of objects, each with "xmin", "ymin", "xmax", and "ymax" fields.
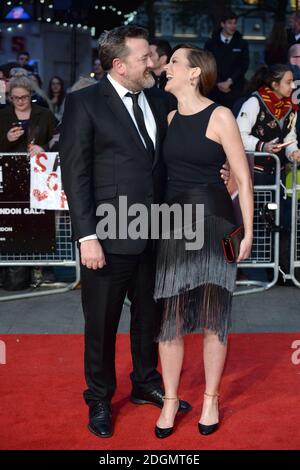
[{"xmin": 258, "ymin": 85, "xmax": 293, "ymax": 120}]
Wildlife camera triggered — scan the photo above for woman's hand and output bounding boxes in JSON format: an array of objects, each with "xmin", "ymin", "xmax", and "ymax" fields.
[
  {"xmin": 7, "ymin": 126, "xmax": 24, "ymax": 142},
  {"xmin": 288, "ymin": 150, "xmax": 300, "ymax": 162},
  {"xmin": 28, "ymin": 144, "xmax": 44, "ymax": 157},
  {"xmin": 237, "ymin": 236, "xmax": 253, "ymax": 263},
  {"xmin": 263, "ymin": 140, "xmax": 281, "ymax": 154}
]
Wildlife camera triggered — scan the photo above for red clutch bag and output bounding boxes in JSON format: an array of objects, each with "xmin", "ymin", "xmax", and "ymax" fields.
[{"xmin": 222, "ymin": 225, "xmax": 244, "ymax": 263}]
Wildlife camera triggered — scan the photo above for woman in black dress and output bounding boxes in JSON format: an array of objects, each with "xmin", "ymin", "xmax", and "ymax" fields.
[{"xmin": 154, "ymin": 45, "xmax": 253, "ymax": 438}]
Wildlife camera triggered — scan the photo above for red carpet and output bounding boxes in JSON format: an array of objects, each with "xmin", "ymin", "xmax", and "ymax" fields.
[{"xmin": 0, "ymin": 333, "xmax": 300, "ymax": 450}]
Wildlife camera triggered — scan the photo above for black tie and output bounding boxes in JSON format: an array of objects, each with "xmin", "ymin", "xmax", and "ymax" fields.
[{"xmin": 126, "ymin": 92, "xmax": 155, "ymax": 160}]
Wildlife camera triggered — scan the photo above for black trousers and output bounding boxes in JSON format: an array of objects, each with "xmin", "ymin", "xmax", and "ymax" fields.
[{"xmin": 81, "ymin": 246, "xmax": 162, "ymax": 405}]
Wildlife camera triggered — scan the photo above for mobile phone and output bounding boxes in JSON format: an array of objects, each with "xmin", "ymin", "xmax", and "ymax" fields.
[
  {"xmin": 275, "ymin": 140, "xmax": 296, "ymax": 149},
  {"xmin": 11, "ymin": 121, "xmax": 22, "ymax": 129}
]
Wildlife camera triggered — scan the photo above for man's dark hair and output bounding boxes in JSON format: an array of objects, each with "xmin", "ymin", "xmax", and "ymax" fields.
[
  {"xmin": 149, "ymin": 38, "xmax": 172, "ymax": 62},
  {"xmin": 98, "ymin": 25, "xmax": 149, "ymax": 71},
  {"xmin": 17, "ymin": 51, "xmax": 30, "ymax": 59},
  {"xmin": 220, "ymin": 10, "xmax": 237, "ymax": 23}
]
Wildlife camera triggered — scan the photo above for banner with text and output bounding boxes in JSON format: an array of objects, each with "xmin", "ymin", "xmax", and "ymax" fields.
[
  {"xmin": 0, "ymin": 153, "xmax": 55, "ymax": 253},
  {"xmin": 30, "ymin": 152, "xmax": 68, "ymax": 210}
]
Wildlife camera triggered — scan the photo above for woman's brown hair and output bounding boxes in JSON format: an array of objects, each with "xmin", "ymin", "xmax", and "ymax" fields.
[{"xmin": 172, "ymin": 44, "xmax": 217, "ymax": 96}]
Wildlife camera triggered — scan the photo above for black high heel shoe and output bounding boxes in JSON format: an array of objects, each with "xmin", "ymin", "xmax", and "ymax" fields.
[
  {"xmin": 155, "ymin": 397, "xmax": 180, "ymax": 439},
  {"xmin": 198, "ymin": 392, "xmax": 219, "ymax": 436}
]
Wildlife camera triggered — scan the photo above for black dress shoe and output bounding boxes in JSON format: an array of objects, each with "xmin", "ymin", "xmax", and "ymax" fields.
[
  {"xmin": 155, "ymin": 425, "xmax": 174, "ymax": 439},
  {"xmin": 198, "ymin": 422, "xmax": 219, "ymax": 436},
  {"xmin": 198, "ymin": 392, "xmax": 219, "ymax": 436},
  {"xmin": 88, "ymin": 402, "xmax": 113, "ymax": 438},
  {"xmin": 130, "ymin": 388, "xmax": 192, "ymax": 413},
  {"xmin": 154, "ymin": 398, "xmax": 180, "ymax": 439}
]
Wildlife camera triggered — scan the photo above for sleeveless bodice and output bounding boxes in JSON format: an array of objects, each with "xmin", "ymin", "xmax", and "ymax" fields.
[{"xmin": 163, "ymin": 103, "xmax": 227, "ymax": 198}]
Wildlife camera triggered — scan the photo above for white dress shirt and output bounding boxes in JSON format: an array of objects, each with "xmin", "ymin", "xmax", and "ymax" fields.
[
  {"xmin": 79, "ymin": 74, "xmax": 157, "ymax": 243},
  {"xmin": 220, "ymin": 32, "xmax": 233, "ymax": 44}
]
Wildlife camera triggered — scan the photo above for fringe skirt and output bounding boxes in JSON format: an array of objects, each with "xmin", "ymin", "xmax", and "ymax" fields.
[{"xmin": 154, "ymin": 185, "xmax": 237, "ymax": 344}]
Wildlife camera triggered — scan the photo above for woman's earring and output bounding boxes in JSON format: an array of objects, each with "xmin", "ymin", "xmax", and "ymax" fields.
[{"xmin": 190, "ymin": 78, "xmax": 195, "ymax": 86}]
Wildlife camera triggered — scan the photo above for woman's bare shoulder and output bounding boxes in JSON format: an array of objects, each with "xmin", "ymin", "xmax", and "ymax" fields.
[{"xmin": 213, "ymin": 105, "xmax": 234, "ymax": 121}]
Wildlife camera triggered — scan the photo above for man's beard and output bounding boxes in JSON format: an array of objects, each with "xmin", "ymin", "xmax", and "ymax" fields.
[{"xmin": 125, "ymin": 71, "xmax": 155, "ymax": 92}]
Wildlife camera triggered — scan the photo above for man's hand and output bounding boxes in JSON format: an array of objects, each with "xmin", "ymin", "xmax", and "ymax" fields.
[
  {"xmin": 217, "ymin": 80, "xmax": 232, "ymax": 94},
  {"xmin": 220, "ymin": 160, "xmax": 230, "ymax": 185},
  {"xmin": 80, "ymin": 239, "xmax": 106, "ymax": 270}
]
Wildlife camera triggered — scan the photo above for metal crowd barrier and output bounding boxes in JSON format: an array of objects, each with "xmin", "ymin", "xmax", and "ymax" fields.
[
  {"xmin": 0, "ymin": 153, "xmax": 80, "ymax": 301},
  {"xmin": 235, "ymin": 152, "xmax": 281, "ymax": 296},
  {"xmin": 287, "ymin": 160, "xmax": 300, "ymax": 287}
]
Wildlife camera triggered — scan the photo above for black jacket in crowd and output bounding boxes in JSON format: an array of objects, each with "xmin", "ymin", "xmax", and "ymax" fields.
[
  {"xmin": 286, "ymin": 28, "xmax": 300, "ymax": 49},
  {"xmin": 0, "ymin": 103, "xmax": 56, "ymax": 153},
  {"xmin": 205, "ymin": 29, "xmax": 249, "ymax": 108}
]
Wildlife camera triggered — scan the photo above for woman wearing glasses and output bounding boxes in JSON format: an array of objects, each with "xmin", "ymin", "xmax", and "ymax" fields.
[
  {"xmin": 0, "ymin": 75, "xmax": 56, "ymax": 154},
  {"xmin": 0, "ymin": 75, "xmax": 57, "ymax": 291}
]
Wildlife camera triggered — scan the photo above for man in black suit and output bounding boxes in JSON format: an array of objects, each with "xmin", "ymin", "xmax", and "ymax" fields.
[
  {"xmin": 205, "ymin": 10, "xmax": 249, "ymax": 110},
  {"xmin": 287, "ymin": 11, "xmax": 300, "ymax": 49},
  {"xmin": 59, "ymin": 25, "xmax": 191, "ymax": 438}
]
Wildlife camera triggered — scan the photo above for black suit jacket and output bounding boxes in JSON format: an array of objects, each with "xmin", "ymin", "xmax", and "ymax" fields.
[{"xmin": 59, "ymin": 75, "xmax": 172, "ymax": 254}]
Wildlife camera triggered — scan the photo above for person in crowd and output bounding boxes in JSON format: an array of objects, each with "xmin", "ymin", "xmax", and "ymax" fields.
[
  {"xmin": 149, "ymin": 38, "xmax": 172, "ymax": 90},
  {"xmin": 236, "ymin": 64, "xmax": 300, "ymax": 284},
  {"xmin": 49, "ymin": 77, "xmax": 97, "ymax": 152},
  {"xmin": 236, "ymin": 64, "xmax": 300, "ymax": 172},
  {"xmin": 288, "ymin": 43, "xmax": 300, "ymax": 79},
  {"xmin": 0, "ymin": 75, "xmax": 56, "ymax": 153},
  {"xmin": 91, "ymin": 58, "xmax": 104, "ymax": 81},
  {"xmin": 48, "ymin": 76, "xmax": 66, "ymax": 121},
  {"xmin": 287, "ymin": 11, "xmax": 300, "ymax": 49},
  {"xmin": 9, "ymin": 67, "xmax": 51, "ymax": 110},
  {"xmin": 205, "ymin": 10, "xmax": 249, "ymax": 109},
  {"xmin": 265, "ymin": 22, "xmax": 289, "ymax": 66},
  {"xmin": 28, "ymin": 72, "xmax": 53, "ymax": 110},
  {"xmin": 152, "ymin": 44, "xmax": 253, "ymax": 438},
  {"xmin": 0, "ymin": 75, "xmax": 57, "ymax": 288},
  {"xmin": 0, "ymin": 66, "xmax": 10, "ymax": 109},
  {"xmin": 288, "ymin": 44, "xmax": 300, "ymax": 141},
  {"xmin": 16, "ymin": 51, "xmax": 34, "ymax": 72}
]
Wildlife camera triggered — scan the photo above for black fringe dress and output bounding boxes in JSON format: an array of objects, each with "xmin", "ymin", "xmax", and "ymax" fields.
[{"xmin": 154, "ymin": 103, "xmax": 237, "ymax": 344}]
